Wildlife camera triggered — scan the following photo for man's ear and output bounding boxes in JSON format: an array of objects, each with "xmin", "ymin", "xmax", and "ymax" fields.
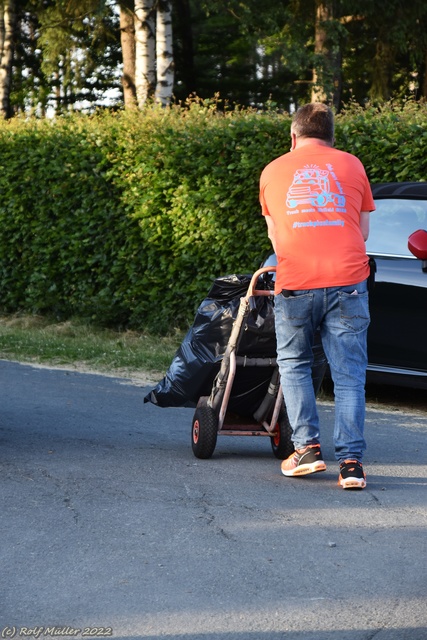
[{"xmin": 290, "ymin": 132, "xmax": 297, "ymax": 151}]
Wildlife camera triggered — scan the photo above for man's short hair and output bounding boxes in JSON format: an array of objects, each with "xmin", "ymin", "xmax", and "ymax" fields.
[{"xmin": 291, "ymin": 103, "xmax": 334, "ymax": 143}]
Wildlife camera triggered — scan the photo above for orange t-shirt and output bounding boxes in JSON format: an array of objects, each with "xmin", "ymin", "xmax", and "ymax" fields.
[{"xmin": 260, "ymin": 142, "xmax": 375, "ymax": 293}]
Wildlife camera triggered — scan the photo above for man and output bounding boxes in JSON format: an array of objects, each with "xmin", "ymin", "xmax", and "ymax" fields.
[{"xmin": 259, "ymin": 103, "xmax": 375, "ymax": 489}]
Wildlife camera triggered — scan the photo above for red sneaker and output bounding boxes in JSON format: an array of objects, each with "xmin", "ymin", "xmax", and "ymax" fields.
[
  {"xmin": 338, "ymin": 460, "xmax": 366, "ymax": 489},
  {"xmin": 281, "ymin": 444, "xmax": 326, "ymax": 477}
]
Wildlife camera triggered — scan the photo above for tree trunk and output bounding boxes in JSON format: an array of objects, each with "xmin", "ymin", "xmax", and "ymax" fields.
[
  {"xmin": 155, "ymin": 0, "xmax": 174, "ymax": 106},
  {"xmin": 422, "ymin": 49, "xmax": 427, "ymax": 99},
  {"xmin": 172, "ymin": 0, "xmax": 195, "ymax": 97},
  {"xmin": 311, "ymin": 0, "xmax": 341, "ymax": 107},
  {"xmin": 134, "ymin": 0, "xmax": 156, "ymax": 108},
  {"xmin": 369, "ymin": 40, "xmax": 393, "ymax": 102},
  {"xmin": 120, "ymin": 1, "xmax": 137, "ymax": 108},
  {"xmin": 0, "ymin": 0, "xmax": 16, "ymax": 119}
]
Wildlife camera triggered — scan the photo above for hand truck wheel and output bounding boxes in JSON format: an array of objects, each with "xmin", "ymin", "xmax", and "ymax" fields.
[
  {"xmin": 270, "ymin": 406, "xmax": 294, "ymax": 460},
  {"xmin": 191, "ymin": 405, "xmax": 218, "ymax": 459}
]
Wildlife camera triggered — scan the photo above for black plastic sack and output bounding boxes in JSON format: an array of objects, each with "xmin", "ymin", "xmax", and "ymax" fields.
[{"xmin": 144, "ymin": 273, "xmax": 277, "ymax": 410}]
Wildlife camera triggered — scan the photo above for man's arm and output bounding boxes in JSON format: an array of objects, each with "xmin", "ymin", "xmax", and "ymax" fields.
[
  {"xmin": 360, "ymin": 211, "xmax": 370, "ymax": 241},
  {"xmin": 265, "ymin": 215, "xmax": 277, "ymax": 253}
]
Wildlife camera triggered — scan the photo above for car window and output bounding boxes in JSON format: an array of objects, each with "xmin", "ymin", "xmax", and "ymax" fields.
[{"xmin": 366, "ymin": 198, "xmax": 427, "ymax": 257}]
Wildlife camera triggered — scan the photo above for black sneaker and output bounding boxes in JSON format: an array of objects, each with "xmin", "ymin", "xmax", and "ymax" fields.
[
  {"xmin": 281, "ymin": 444, "xmax": 327, "ymax": 477},
  {"xmin": 338, "ymin": 460, "xmax": 366, "ymax": 489}
]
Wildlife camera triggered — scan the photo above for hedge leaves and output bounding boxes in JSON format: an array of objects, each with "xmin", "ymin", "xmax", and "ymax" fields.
[{"xmin": 1, "ymin": 100, "xmax": 426, "ymax": 332}]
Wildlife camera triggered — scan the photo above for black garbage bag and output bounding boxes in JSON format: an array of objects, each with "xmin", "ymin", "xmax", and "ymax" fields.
[
  {"xmin": 144, "ymin": 272, "xmax": 328, "ymax": 414},
  {"xmin": 144, "ymin": 273, "xmax": 277, "ymax": 410}
]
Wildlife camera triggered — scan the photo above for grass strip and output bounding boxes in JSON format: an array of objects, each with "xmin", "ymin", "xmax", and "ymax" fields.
[{"xmin": 0, "ymin": 315, "xmax": 183, "ymax": 382}]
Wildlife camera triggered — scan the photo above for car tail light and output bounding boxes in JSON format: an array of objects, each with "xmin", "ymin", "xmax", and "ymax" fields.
[{"xmin": 408, "ymin": 229, "xmax": 427, "ymax": 272}]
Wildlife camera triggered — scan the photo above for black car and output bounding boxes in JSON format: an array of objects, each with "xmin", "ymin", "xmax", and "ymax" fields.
[{"xmin": 366, "ymin": 182, "xmax": 427, "ymax": 389}]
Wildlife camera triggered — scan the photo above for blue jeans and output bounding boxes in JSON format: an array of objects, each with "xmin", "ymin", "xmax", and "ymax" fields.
[{"xmin": 274, "ymin": 281, "xmax": 369, "ymax": 462}]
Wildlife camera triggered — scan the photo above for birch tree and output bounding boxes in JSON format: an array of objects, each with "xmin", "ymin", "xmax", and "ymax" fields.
[
  {"xmin": 134, "ymin": 0, "xmax": 156, "ymax": 107},
  {"xmin": 155, "ymin": 0, "xmax": 173, "ymax": 106},
  {"xmin": 0, "ymin": 0, "xmax": 16, "ymax": 118}
]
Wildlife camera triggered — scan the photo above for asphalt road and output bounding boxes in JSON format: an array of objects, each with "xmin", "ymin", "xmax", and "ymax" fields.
[{"xmin": 1, "ymin": 360, "xmax": 426, "ymax": 640}]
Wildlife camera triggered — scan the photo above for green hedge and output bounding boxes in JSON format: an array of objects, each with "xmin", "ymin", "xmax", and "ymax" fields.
[{"xmin": 0, "ymin": 100, "xmax": 426, "ymax": 332}]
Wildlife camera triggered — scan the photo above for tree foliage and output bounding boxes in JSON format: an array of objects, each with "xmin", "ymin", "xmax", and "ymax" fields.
[
  {"xmin": 2, "ymin": 0, "xmax": 427, "ymax": 117},
  {"xmin": 5, "ymin": 0, "xmax": 121, "ymax": 117},
  {"xmin": 36, "ymin": 0, "xmax": 121, "ymax": 113}
]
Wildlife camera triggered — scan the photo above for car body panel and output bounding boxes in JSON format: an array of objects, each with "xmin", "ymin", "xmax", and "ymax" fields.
[{"xmin": 366, "ymin": 182, "xmax": 427, "ymax": 388}]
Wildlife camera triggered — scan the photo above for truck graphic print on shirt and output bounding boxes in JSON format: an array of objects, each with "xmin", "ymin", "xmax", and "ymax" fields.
[{"xmin": 286, "ymin": 166, "xmax": 346, "ymax": 209}]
